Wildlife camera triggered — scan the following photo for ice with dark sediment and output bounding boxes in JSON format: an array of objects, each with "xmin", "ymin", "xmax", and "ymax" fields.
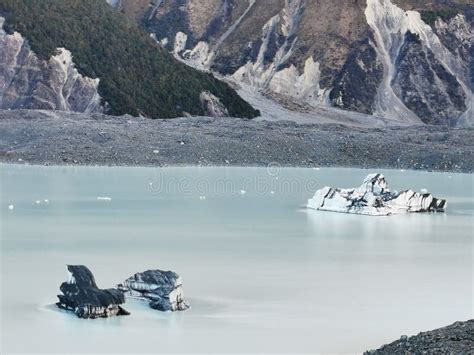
[
  {"xmin": 56, "ymin": 265, "xmax": 130, "ymax": 319},
  {"xmin": 307, "ymin": 173, "xmax": 447, "ymax": 216},
  {"xmin": 118, "ymin": 270, "xmax": 189, "ymax": 312}
]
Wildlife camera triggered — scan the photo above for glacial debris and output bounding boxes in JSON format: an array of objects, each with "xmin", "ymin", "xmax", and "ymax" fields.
[{"xmin": 365, "ymin": 320, "xmax": 474, "ymax": 354}]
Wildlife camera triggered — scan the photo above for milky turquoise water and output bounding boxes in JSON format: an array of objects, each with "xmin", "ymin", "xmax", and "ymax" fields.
[{"xmin": 1, "ymin": 164, "xmax": 473, "ymax": 354}]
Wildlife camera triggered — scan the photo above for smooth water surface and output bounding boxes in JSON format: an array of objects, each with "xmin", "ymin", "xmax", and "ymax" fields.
[{"xmin": 1, "ymin": 164, "xmax": 473, "ymax": 354}]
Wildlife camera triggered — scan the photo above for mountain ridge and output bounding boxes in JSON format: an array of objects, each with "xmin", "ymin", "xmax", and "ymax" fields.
[{"xmin": 112, "ymin": 0, "xmax": 473, "ymax": 126}]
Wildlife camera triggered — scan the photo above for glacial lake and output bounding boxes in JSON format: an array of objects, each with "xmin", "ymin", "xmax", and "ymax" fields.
[{"xmin": 1, "ymin": 164, "xmax": 473, "ymax": 354}]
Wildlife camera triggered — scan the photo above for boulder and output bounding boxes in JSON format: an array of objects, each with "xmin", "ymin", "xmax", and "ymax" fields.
[
  {"xmin": 118, "ymin": 270, "xmax": 189, "ymax": 312},
  {"xmin": 307, "ymin": 173, "xmax": 447, "ymax": 216},
  {"xmin": 57, "ymin": 265, "xmax": 130, "ymax": 319}
]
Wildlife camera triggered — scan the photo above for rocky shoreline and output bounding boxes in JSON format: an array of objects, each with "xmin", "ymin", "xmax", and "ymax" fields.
[
  {"xmin": 366, "ymin": 320, "xmax": 474, "ymax": 354},
  {"xmin": 0, "ymin": 110, "xmax": 473, "ymax": 173}
]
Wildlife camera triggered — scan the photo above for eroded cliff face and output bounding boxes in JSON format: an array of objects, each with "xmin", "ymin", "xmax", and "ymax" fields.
[
  {"xmin": 0, "ymin": 17, "xmax": 103, "ymax": 113},
  {"xmin": 365, "ymin": 0, "xmax": 471, "ymax": 125},
  {"xmin": 112, "ymin": 0, "xmax": 473, "ymax": 126}
]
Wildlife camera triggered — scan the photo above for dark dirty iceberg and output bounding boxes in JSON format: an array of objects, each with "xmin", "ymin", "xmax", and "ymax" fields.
[
  {"xmin": 57, "ymin": 265, "xmax": 130, "ymax": 319},
  {"xmin": 118, "ymin": 270, "xmax": 189, "ymax": 312},
  {"xmin": 307, "ymin": 173, "xmax": 447, "ymax": 216}
]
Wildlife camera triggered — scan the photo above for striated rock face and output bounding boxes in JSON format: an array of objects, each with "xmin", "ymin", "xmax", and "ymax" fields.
[
  {"xmin": 391, "ymin": 32, "xmax": 467, "ymax": 126},
  {"xmin": 365, "ymin": 320, "xmax": 474, "ymax": 354},
  {"xmin": 365, "ymin": 0, "xmax": 472, "ymax": 126},
  {"xmin": 0, "ymin": 17, "xmax": 103, "ymax": 113},
  {"xmin": 112, "ymin": 0, "xmax": 473, "ymax": 126},
  {"xmin": 57, "ymin": 265, "xmax": 130, "ymax": 319},
  {"xmin": 118, "ymin": 270, "xmax": 189, "ymax": 312},
  {"xmin": 307, "ymin": 173, "xmax": 447, "ymax": 216}
]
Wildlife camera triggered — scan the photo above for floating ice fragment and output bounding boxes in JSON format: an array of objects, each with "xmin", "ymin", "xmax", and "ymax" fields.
[
  {"xmin": 35, "ymin": 200, "xmax": 41, "ymax": 205},
  {"xmin": 118, "ymin": 269, "xmax": 189, "ymax": 312},
  {"xmin": 8, "ymin": 204, "xmax": 14, "ymax": 210},
  {"xmin": 199, "ymin": 196, "xmax": 206, "ymax": 200},
  {"xmin": 270, "ymin": 190, "xmax": 275, "ymax": 195},
  {"xmin": 153, "ymin": 149, "xmax": 159, "ymax": 154},
  {"xmin": 307, "ymin": 173, "xmax": 446, "ymax": 216},
  {"xmin": 420, "ymin": 188, "xmax": 428, "ymax": 194},
  {"xmin": 57, "ymin": 265, "xmax": 129, "ymax": 319},
  {"xmin": 240, "ymin": 190, "xmax": 247, "ymax": 195},
  {"xmin": 97, "ymin": 197, "xmax": 112, "ymax": 201}
]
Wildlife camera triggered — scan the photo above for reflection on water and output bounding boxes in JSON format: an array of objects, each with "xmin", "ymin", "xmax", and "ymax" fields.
[{"xmin": 1, "ymin": 164, "xmax": 473, "ymax": 354}]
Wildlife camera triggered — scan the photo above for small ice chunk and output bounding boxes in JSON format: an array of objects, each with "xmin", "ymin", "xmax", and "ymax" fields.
[
  {"xmin": 97, "ymin": 197, "xmax": 112, "ymax": 201},
  {"xmin": 420, "ymin": 188, "xmax": 428, "ymax": 194},
  {"xmin": 153, "ymin": 149, "xmax": 159, "ymax": 154},
  {"xmin": 44, "ymin": 199, "xmax": 49, "ymax": 204},
  {"xmin": 8, "ymin": 204, "xmax": 14, "ymax": 210},
  {"xmin": 199, "ymin": 196, "xmax": 206, "ymax": 200},
  {"xmin": 35, "ymin": 200, "xmax": 41, "ymax": 205},
  {"xmin": 270, "ymin": 191, "xmax": 275, "ymax": 195},
  {"xmin": 240, "ymin": 190, "xmax": 247, "ymax": 195}
]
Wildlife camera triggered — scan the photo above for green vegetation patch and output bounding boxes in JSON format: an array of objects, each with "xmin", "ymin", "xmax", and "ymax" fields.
[
  {"xmin": 420, "ymin": 9, "xmax": 458, "ymax": 26},
  {"xmin": 0, "ymin": 0, "xmax": 259, "ymax": 118}
]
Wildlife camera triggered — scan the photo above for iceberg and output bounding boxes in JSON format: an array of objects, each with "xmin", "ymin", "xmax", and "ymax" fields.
[
  {"xmin": 307, "ymin": 173, "xmax": 447, "ymax": 216},
  {"xmin": 57, "ymin": 265, "xmax": 130, "ymax": 319},
  {"xmin": 118, "ymin": 270, "xmax": 189, "ymax": 312}
]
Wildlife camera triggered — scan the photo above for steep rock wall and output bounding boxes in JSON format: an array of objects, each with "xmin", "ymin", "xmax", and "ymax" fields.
[{"xmin": 0, "ymin": 17, "xmax": 102, "ymax": 113}]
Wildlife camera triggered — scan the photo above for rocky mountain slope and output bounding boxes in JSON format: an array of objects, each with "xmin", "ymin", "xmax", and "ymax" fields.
[
  {"xmin": 0, "ymin": 0, "xmax": 259, "ymax": 119},
  {"xmin": 111, "ymin": 0, "xmax": 473, "ymax": 126}
]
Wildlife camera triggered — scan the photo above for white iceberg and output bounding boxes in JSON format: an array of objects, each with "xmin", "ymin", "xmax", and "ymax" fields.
[
  {"xmin": 307, "ymin": 174, "xmax": 447, "ymax": 216},
  {"xmin": 97, "ymin": 197, "xmax": 112, "ymax": 201}
]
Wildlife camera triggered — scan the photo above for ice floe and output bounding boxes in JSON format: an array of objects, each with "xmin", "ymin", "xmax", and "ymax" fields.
[
  {"xmin": 96, "ymin": 197, "xmax": 112, "ymax": 201},
  {"xmin": 307, "ymin": 173, "xmax": 447, "ymax": 216}
]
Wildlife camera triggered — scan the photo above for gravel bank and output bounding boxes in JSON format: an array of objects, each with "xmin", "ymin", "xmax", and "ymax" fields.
[
  {"xmin": 365, "ymin": 320, "xmax": 474, "ymax": 354},
  {"xmin": 0, "ymin": 110, "xmax": 473, "ymax": 172}
]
